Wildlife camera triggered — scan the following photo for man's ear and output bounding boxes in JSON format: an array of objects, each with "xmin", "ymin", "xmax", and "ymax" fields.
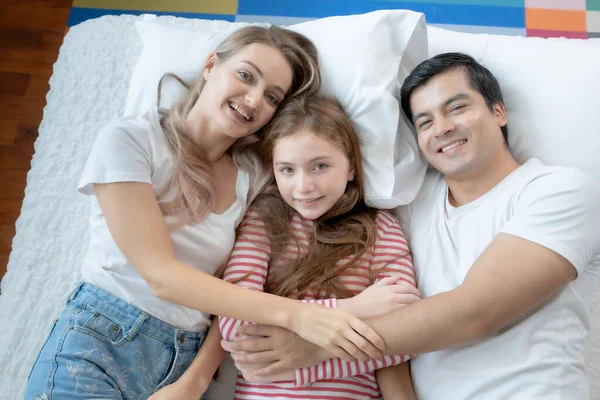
[
  {"xmin": 494, "ymin": 101, "xmax": 507, "ymax": 127},
  {"xmin": 203, "ymin": 53, "xmax": 218, "ymax": 80}
]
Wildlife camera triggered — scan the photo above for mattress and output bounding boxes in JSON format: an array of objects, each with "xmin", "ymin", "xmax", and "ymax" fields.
[{"xmin": 0, "ymin": 14, "xmax": 598, "ymax": 400}]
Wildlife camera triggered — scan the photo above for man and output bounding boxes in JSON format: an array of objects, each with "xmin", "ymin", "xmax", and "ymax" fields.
[{"xmin": 222, "ymin": 53, "xmax": 600, "ymax": 398}]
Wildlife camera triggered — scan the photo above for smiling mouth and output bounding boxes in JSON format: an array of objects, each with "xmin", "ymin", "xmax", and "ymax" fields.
[
  {"xmin": 229, "ymin": 102, "xmax": 252, "ymax": 121},
  {"xmin": 438, "ymin": 139, "xmax": 467, "ymax": 153},
  {"xmin": 295, "ymin": 197, "xmax": 323, "ymax": 203}
]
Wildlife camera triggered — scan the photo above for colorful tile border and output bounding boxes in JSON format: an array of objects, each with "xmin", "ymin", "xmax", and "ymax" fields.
[{"xmin": 68, "ymin": 0, "xmax": 599, "ymax": 38}]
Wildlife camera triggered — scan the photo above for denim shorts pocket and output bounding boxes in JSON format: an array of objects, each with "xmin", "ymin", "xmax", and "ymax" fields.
[
  {"xmin": 26, "ymin": 318, "xmax": 58, "ymax": 382},
  {"xmin": 155, "ymin": 346, "xmax": 197, "ymax": 391},
  {"xmin": 72, "ymin": 306, "xmax": 125, "ymax": 345}
]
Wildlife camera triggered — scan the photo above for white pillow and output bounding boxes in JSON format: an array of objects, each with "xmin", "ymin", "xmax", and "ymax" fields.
[
  {"xmin": 426, "ymin": 26, "xmax": 600, "ymax": 183},
  {"xmin": 124, "ymin": 11, "xmax": 429, "ymax": 208}
]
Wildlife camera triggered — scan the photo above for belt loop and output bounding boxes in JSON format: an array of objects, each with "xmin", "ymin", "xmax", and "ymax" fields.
[
  {"xmin": 125, "ymin": 311, "xmax": 149, "ymax": 341},
  {"xmin": 66, "ymin": 281, "xmax": 85, "ymax": 304},
  {"xmin": 175, "ymin": 330, "xmax": 185, "ymax": 348}
]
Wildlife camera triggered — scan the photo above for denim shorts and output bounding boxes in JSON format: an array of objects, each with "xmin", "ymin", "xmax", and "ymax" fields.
[{"xmin": 24, "ymin": 282, "xmax": 208, "ymax": 400}]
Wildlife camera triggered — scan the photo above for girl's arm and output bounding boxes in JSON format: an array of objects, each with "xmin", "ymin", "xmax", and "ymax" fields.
[
  {"xmin": 376, "ymin": 362, "xmax": 416, "ymax": 400},
  {"xmin": 94, "ymin": 182, "xmax": 384, "ymax": 362},
  {"xmin": 293, "ymin": 211, "xmax": 419, "ymax": 386},
  {"xmin": 220, "ymin": 213, "xmax": 335, "ymax": 347},
  {"xmin": 149, "ymin": 322, "xmax": 224, "ymax": 400}
]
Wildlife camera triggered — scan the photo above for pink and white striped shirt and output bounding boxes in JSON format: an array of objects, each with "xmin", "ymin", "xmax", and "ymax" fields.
[{"xmin": 219, "ymin": 209, "xmax": 417, "ymax": 399}]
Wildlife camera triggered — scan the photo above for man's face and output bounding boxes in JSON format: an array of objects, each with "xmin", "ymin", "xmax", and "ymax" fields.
[{"xmin": 409, "ymin": 68, "xmax": 507, "ymax": 179}]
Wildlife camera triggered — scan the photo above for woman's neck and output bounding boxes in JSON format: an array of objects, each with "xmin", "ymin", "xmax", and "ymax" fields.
[{"xmin": 186, "ymin": 102, "xmax": 236, "ymax": 164}]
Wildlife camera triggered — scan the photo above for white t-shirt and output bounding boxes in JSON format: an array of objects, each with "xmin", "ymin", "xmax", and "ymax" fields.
[
  {"xmin": 78, "ymin": 107, "xmax": 250, "ymax": 331},
  {"xmin": 399, "ymin": 158, "xmax": 600, "ymax": 399}
]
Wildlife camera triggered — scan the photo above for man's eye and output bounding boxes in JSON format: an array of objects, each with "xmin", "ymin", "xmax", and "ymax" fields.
[{"xmin": 418, "ymin": 120, "xmax": 432, "ymax": 129}]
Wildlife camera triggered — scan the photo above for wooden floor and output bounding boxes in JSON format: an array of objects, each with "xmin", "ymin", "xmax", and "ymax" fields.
[{"xmin": 0, "ymin": 0, "xmax": 71, "ymax": 283}]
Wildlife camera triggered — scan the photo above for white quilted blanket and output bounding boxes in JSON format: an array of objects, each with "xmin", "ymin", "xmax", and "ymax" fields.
[{"xmin": 0, "ymin": 14, "xmax": 598, "ymax": 400}]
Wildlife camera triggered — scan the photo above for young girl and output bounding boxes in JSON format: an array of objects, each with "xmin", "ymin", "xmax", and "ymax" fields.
[
  {"xmin": 24, "ymin": 27, "xmax": 384, "ymax": 400},
  {"xmin": 154, "ymin": 96, "xmax": 420, "ymax": 399}
]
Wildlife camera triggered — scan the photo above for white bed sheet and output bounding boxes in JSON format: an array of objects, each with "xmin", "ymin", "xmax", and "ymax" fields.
[{"xmin": 0, "ymin": 14, "xmax": 598, "ymax": 400}]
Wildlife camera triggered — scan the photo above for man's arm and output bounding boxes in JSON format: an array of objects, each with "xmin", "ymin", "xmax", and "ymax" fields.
[
  {"xmin": 373, "ymin": 232, "xmax": 576, "ymax": 355},
  {"xmin": 225, "ymin": 233, "xmax": 576, "ymax": 372}
]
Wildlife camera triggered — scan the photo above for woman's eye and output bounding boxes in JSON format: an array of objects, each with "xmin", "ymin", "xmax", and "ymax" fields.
[
  {"xmin": 314, "ymin": 163, "xmax": 328, "ymax": 171},
  {"xmin": 280, "ymin": 167, "xmax": 293, "ymax": 174},
  {"xmin": 266, "ymin": 94, "xmax": 280, "ymax": 106}
]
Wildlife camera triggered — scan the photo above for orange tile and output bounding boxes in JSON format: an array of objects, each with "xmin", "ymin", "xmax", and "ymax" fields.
[{"xmin": 526, "ymin": 8, "xmax": 587, "ymax": 32}]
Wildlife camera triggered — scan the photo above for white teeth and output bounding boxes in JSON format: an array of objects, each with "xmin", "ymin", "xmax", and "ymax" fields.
[
  {"xmin": 441, "ymin": 139, "xmax": 466, "ymax": 153},
  {"xmin": 230, "ymin": 103, "xmax": 251, "ymax": 121},
  {"xmin": 297, "ymin": 198, "xmax": 320, "ymax": 203}
]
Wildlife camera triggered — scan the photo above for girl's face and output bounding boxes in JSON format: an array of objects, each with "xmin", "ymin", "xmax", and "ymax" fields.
[
  {"xmin": 199, "ymin": 43, "xmax": 293, "ymax": 139},
  {"xmin": 273, "ymin": 129, "xmax": 355, "ymax": 220}
]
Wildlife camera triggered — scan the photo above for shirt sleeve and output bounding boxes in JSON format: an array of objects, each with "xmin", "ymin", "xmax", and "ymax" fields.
[
  {"xmin": 219, "ymin": 212, "xmax": 337, "ymax": 342},
  {"xmin": 78, "ymin": 118, "xmax": 153, "ymax": 195},
  {"xmin": 295, "ymin": 211, "xmax": 418, "ymax": 386},
  {"xmin": 501, "ymin": 167, "xmax": 600, "ymax": 275}
]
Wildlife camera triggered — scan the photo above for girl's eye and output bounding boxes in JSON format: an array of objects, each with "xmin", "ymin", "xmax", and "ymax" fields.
[
  {"xmin": 314, "ymin": 163, "xmax": 328, "ymax": 171},
  {"xmin": 280, "ymin": 167, "xmax": 293, "ymax": 174},
  {"xmin": 238, "ymin": 71, "xmax": 252, "ymax": 81}
]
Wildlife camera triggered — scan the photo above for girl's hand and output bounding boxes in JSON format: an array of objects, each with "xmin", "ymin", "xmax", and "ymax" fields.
[
  {"xmin": 148, "ymin": 378, "xmax": 207, "ymax": 400},
  {"xmin": 290, "ymin": 303, "xmax": 385, "ymax": 362},
  {"xmin": 342, "ymin": 275, "xmax": 421, "ymax": 319}
]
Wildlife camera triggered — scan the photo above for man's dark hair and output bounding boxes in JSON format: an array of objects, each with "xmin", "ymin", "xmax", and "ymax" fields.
[{"xmin": 400, "ymin": 52, "xmax": 508, "ymax": 144}]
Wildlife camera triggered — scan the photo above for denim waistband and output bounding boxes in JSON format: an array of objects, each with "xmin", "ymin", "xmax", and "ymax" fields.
[{"xmin": 68, "ymin": 282, "xmax": 207, "ymax": 348}]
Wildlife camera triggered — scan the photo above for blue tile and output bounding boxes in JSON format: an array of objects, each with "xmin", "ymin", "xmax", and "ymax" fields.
[
  {"xmin": 237, "ymin": 0, "xmax": 525, "ymax": 27},
  {"xmin": 68, "ymin": 7, "xmax": 235, "ymax": 27}
]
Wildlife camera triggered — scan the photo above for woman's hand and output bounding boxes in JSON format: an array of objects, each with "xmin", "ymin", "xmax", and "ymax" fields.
[
  {"xmin": 148, "ymin": 378, "xmax": 207, "ymax": 400},
  {"xmin": 340, "ymin": 276, "xmax": 421, "ymax": 319},
  {"xmin": 290, "ymin": 303, "xmax": 385, "ymax": 362}
]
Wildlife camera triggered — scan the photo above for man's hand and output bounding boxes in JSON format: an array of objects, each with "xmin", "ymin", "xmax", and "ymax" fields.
[{"xmin": 221, "ymin": 324, "xmax": 330, "ymax": 376}]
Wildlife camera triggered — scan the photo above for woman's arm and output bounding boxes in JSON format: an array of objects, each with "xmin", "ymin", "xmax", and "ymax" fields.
[
  {"xmin": 94, "ymin": 182, "xmax": 383, "ymax": 361},
  {"xmin": 149, "ymin": 322, "xmax": 224, "ymax": 400},
  {"xmin": 376, "ymin": 363, "xmax": 416, "ymax": 400}
]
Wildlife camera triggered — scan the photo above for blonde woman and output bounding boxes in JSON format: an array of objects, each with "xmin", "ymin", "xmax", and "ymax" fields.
[{"xmin": 24, "ymin": 26, "xmax": 383, "ymax": 400}]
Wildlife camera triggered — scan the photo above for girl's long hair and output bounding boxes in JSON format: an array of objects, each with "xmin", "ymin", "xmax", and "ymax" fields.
[
  {"xmin": 253, "ymin": 96, "xmax": 379, "ymax": 299},
  {"xmin": 158, "ymin": 25, "xmax": 320, "ymax": 225}
]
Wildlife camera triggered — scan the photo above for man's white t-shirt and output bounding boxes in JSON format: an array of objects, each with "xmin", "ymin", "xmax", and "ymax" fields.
[
  {"xmin": 400, "ymin": 158, "xmax": 600, "ymax": 399},
  {"xmin": 78, "ymin": 107, "xmax": 250, "ymax": 331}
]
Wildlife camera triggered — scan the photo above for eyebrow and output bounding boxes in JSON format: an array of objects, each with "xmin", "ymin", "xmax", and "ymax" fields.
[
  {"xmin": 241, "ymin": 60, "xmax": 286, "ymax": 97},
  {"xmin": 412, "ymin": 93, "xmax": 471, "ymax": 123},
  {"xmin": 274, "ymin": 156, "xmax": 333, "ymax": 166}
]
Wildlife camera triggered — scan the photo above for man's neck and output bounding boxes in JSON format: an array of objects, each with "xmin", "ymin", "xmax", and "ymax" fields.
[{"xmin": 446, "ymin": 154, "xmax": 521, "ymax": 207}]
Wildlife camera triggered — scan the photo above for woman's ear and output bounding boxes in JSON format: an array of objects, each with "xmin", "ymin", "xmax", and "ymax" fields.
[{"xmin": 202, "ymin": 53, "xmax": 218, "ymax": 80}]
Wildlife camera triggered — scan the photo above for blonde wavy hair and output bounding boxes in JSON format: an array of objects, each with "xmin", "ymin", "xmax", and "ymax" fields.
[{"xmin": 158, "ymin": 25, "xmax": 320, "ymax": 225}]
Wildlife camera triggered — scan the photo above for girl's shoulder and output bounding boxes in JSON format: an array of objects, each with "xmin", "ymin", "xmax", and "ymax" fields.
[
  {"xmin": 374, "ymin": 209, "xmax": 406, "ymax": 239},
  {"xmin": 374, "ymin": 209, "xmax": 401, "ymax": 226}
]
